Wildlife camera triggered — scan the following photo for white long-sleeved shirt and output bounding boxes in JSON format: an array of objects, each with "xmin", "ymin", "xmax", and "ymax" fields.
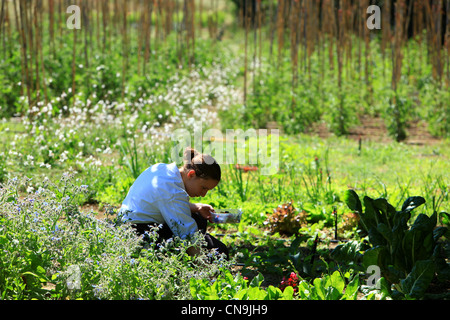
[{"xmin": 119, "ymin": 163, "xmax": 197, "ymax": 239}]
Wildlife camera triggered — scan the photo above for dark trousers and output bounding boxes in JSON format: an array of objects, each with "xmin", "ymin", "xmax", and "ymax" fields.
[{"xmin": 132, "ymin": 212, "xmax": 229, "ymax": 259}]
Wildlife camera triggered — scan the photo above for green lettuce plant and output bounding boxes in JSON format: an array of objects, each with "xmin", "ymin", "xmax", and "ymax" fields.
[
  {"xmin": 295, "ymin": 270, "xmax": 360, "ymax": 300},
  {"xmin": 189, "ymin": 270, "xmax": 294, "ymax": 300}
]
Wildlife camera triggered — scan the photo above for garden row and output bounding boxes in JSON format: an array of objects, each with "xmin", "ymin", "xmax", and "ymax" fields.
[
  {"xmin": 1, "ymin": 1, "xmax": 449, "ymax": 139},
  {"xmin": 1, "ymin": 167, "xmax": 448, "ymax": 299}
]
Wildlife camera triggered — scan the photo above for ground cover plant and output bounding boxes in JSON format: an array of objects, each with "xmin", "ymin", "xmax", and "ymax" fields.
[
  {"xmin": 0, "ymin": 0, "xmax": 449, "ymax": 301},
  {"xmin": 0, "ymin": 173, "xmax": 233, "ymax": 299}
]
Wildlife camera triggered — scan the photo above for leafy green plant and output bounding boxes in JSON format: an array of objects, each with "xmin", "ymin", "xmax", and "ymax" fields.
[
  {"xmin": 385, "ymin": 92, "xmax": 411, "ymax": 142},
  {"xmin": 189, "ymin": 270, "xmax": 294, "ymax": 300},
  {"xmin": 0, "ymin": 152, "xmax": 6, "ymax": 183},
  {"xmin": 330, "ymin": 240, "xmax": 365, "ymax": 269},
  {"xmin": 299, "ymin": 153, "xmax": 338, "ymax": 208},
  {"xmin": 228, "ymin": 164, "xmax": 252, "ymax": 202},
  {"xmin": 344, "ymin": 190, "xmax": 450, "ymax": 299},
  {"xmin": 325, "ymin": 89, "xmax": 358, "ymax": 137},
  {"xmin": 119, "ymin": 129, "xmax": 142, "ymax": 180},
  {"xmin": 420, "ymin": 80, "xmax": 450, "ymax": 138},
  {"xmin": 360, "ymin": 276, "xmax": 393, "ymax": 300},
  {"xmin": 0, "ymin": 174, "xmax": 231, "ymax": 300},
  {"xmin": 294, "ymin": 270, "xmax": 360, "ymax": 300},
  {"xmin": 96, "ymin": 175, "xmax": 135, "ymax": 206}
]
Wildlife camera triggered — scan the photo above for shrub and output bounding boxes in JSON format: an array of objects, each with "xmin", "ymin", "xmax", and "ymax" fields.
[{"xmin": 0, "ymin": 174, "xmax": 232, "ymax": 300}]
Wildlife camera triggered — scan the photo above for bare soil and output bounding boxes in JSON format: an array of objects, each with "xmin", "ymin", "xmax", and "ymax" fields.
[{"xmin": 308, "ymin": 115, "xmax": 442, "ymax": 145}]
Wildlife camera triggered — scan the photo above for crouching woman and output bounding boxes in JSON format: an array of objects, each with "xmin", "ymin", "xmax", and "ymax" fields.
[{"xmin": 118, "ymin": 148, "xmax": 229, "ymax": 259}]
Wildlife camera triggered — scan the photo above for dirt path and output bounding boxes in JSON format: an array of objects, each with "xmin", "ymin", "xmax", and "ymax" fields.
[{"xmin": 308, "ymin": 115, "xmax": 442, "ymax": 145}]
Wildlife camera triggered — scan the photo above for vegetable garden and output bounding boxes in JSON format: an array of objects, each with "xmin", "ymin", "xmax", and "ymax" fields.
[{"xmin": 0, "ymin": 0, "xmax": 449, "ymax": 301}]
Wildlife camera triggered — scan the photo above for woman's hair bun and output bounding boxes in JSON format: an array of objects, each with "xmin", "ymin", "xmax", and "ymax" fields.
[
  {"xmin": 183, "ymin": 147, "xmax": 200, "ymax": 164},
  {"xmin": 182, "ymin": 147, "xmax": 221, "ymax": 181}
]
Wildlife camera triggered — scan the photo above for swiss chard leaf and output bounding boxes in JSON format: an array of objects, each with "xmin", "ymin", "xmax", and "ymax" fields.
[
  {"xmin": 411, "ymin": 212, "xmax": 437, "ymax": 234},
  {"xmin": 330, "ymin": 240, "xmax": 363, "ymax": 264},
  {"xmin": 399, "ymin": 260, "xmax": 435, "ymax": 299},
  {"xmin": 363, "ymin": 196, "xmax": 379, "ymax": 229},
  {"xmin": 377, "ymin": 223, "xmax": 393, "ymax": 245},
  {"xmin": 362, "ymin": 246, "xmax": 383, "ymax": 270},
  {"xmin": 401, "ymin": 196, "xmax": 425, "ymax": 213},
  {"xmin": 344, "ymin": 189, "xmax": 362, "ymax": 214},
  {"xmin": 373, "ymin": 198, "xmax": 396, "ymax": 227},
  {"xmin": 368, "ymin": 226, "xmax": 387, "ymax": 247}
]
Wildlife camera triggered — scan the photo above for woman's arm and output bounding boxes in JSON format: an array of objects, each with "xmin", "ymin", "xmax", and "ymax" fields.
[{"xmin": 189, "ymin": 202, "xmax": 214, "ymax": 222}]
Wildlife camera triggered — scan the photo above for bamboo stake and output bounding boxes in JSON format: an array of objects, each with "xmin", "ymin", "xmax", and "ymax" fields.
[
  {"xmin": 102, "ymin": 0, "xmax": 108, "ymax": 55},
  {"xmin": 25, "ymin": 0, "xmax": 33, "ymax": 83},
  {"xmin": 39, "ymin": 0, "xmax": 48, "ymax": 105},
  {"xmin": 183, "ymin": 0, "xmax": 188, "ymax": 68},
  {"xmin": 82, "ymin": 0, "xmax": 90, "ymax": 100},
  {"xmin": 268, "ymin": 0, "xmax": 275, "ymax": 62},
  {"xmin": 0, "ymin": 0, "xmax": 5, "ymax": 59},
  {"xmin": 176, "ymin": 0, "xmax": 181, "ymax": 65},
  {"xmin": 199, "ymin": 0, "xmax": 203, "ymax": 31},
  {"xmin": 301, "ymin": 0, "xmax": 307, "ymax": 74},
  {"xmin": 357, "ymin": 0, "xmax": 362, "ymax": 79},
  {"xmin": 381, "ymin": 0, "xmax": 391, "ymax": 79},
  {"xmin": 363, "ymin": 0, "xmax": 370, "ymax": 86},
  {"xmin": 96, "ymin": 0, "xmax": 100, "ymax": 49},
  {"xmin": 392, "ymin": 0, "xmax": 405, "ymax": 94},
  {"xmin": 336, "ymin": 1, "xmax": 344, "ymax": 90},
  {"xmin": 307, "ymin": 0, "xmax": 319, "ymax": 80},
  {"xmin": 114, "ymin": 0, "xmax": 120, "ymax": 33},
  {"xmin": 143, "ymin": 0, "xmax": 152, "ymax": 74},
  {"xmin": 137, "ymin": 0, "xmax": 143, "ymax": 76},
  {"xmin": 276, "ymin": 0, "xmax": 285, "ymax": 69},
  {"xmin": 5, "ymin": 0, "xmax": 11, "ymax": 58},
  {"xmin": 58, "ymin": 0, "xmax": 63, "ymax": 50},
  {"xmin": 318, "ymin": 0, "xmax": 325, "ymax": 82},
  {"xmin": 290, "ymin": 0, "xmax": 300, "ymax": 114},
  {"xmin": 244, "ymin": 0, "xmax": 248, "ymax": 106},
  {"xmin": 33, "ymin": 0, "xmax": 41, "ymax": 107},
  {"xmin": 252, "ymin": 0, "xmax": 257, "ymax": 95},
  {"xmin": 190, "ymin": 0, "xmax": 196, "ymax": 66},
  {"xmin": 446, "ymin": 0, "xmax": 450, "ymax": 86},
  {"xmin": 154, "ymin": 0, "xmax": 160, "ymax": 60},
  {"xmin": 122, "ymin": 0, "xmax": 128, "ymax": 100},
  {"xmin": 413, "ymin": 0, "xmax": 424, "ymax": 76},
  {"xmin": 48, "ymin": 0, "xmax": 55, "ymax": 57},
  {"xmin": 323, "ymin": 0, "xmax": 335, "ymax": 72},
  {"xmin": 433, "ymin": 0, "xmax": 443, "ymax": 83},
  {"xmin": 12, "ymin": 0, "xmax": 24, "ymax": 97},
  {"xmin": 71, "ymin": 0, "xmax": 78, "ymax": 110},
  {"xmin": 257, "ymin": 0, "xmax": 262, "ymax": 80},
  {"xmin": 335, "ymin": 0, "xmax": 346, "ymax": 135},
  {"xmin": 159, "ymin": 0, "xmax": 165, "ymax": 42},
  {"xmin": 18, "ymin": 0, "xmax": 31, "ymax": 109}
]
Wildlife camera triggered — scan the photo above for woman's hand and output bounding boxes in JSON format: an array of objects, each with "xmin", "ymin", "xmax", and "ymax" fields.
[{"xmin": 190, "ymin": 203, "xmax": 214, "ymax": 222}]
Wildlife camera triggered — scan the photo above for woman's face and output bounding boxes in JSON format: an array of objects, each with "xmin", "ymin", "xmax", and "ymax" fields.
[{"xmin": 183, "ymin": 170, "xmax": 219, "ymax": 198}]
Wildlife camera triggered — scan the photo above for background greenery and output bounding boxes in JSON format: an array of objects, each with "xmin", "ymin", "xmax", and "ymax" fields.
[{"xmin": 0, "ymin": 0, "xmax": 448, "ymax": 300}]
